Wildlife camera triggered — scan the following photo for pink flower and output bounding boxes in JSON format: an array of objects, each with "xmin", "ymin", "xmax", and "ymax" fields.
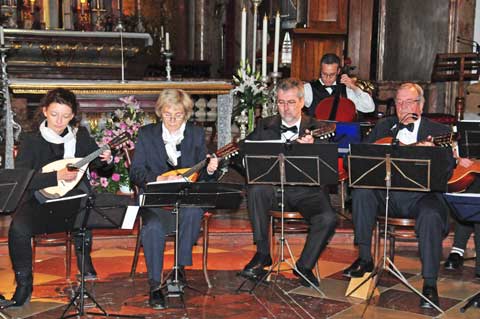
[
  {"xmin": 111, "ymin": 173, "xmax": 121, "ymax": 182},
  {"xmin": 119, "ymin": 122, "xmax": 128, "ymax": 130},
  {"xmin": 114, "ymin": 156, "xmax": 121, "ymax": 164},
  {"xmin": 90, "ymin": 171, "xmax": 98, "ymax": 179},
  {"xmin": 100, "ymin": 177, "xmax": 109, "ymax": 188}
]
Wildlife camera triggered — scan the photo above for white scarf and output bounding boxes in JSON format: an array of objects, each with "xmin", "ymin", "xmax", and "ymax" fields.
[
  {"xmin": 39, "ymin": 120, "xmax": 77, "ymax": 159},
  {"xmin": 162, "ymin": 122, "xmax": 186, "ymax": 167}
]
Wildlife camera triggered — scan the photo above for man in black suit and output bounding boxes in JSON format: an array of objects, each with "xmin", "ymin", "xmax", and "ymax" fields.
[
  {"xmin": 303, "ymin": 53, "xmax": 375, "ymax": 117},
  {"xmin": 239, "ymin": 78, "xmax": 337, "ymax": 287},
  {"xmin": 342, "ymin": 82, "xmax": 455, "ymax": 308}
]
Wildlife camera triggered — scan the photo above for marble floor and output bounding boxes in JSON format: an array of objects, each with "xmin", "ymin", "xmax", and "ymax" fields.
[{"xmin": 0, "ymin": 212, "xmax": 480, "ymax": 319}]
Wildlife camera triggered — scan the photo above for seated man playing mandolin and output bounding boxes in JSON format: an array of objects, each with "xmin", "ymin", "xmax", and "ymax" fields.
[
  {"xmin": 342, "ymin": 82, "xmax": 456, "ymax": 309},
  {"xmin": 238, "ymin": 78, "xmax": 337, "ymax": 288},
  {"xmin": 303, "ymin": 53, "xmax": 375, "ymax": 120},
  {"xmin": 129, "ymin": 89, "xmax": 219, "ymax": 310}
]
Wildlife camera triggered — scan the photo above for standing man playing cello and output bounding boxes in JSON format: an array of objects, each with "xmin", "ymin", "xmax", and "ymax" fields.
[{"xmin": 303, "ymin": 53, "xmax": 375, "ymax": 118}]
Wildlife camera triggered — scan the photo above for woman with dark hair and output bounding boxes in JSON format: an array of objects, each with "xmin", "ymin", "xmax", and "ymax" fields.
[{"xmin": 8, "ymin": 88, "xmax": 114, "ymax": 306}]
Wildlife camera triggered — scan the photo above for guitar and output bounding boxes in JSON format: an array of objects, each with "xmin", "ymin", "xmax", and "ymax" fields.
[
  {"xmin": 448, "ymin": 159, "xmax": 480, "ymax": 192},
  {"xmin": 160, "ymin": 142, "xmax": 239, "ymax": 182},
  {"xmin": 374, "ymin": 133, "xmax": 456, "ymax": 147},
  {"xmin": 38, "ymin": 132, "xmax": 130, "ymax": 199}
]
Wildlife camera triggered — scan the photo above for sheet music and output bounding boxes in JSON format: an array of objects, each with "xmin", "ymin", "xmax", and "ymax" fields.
[
  {"xmin": 445, "ymin": 192, "xmax": 480, "ymax": 198},
  {"xmin": 44, "ymin": 193, "xmax": 87, "ymax": 203},
  {"xmin": 121, "ymin": 206, "xmax": 140, "ymax": 229},
  {"xmin": 244, "ymin": 139, "xmax": 283, "ymax": 143},
  {"xmin": 147, "ymin": 178, "xmax": 188, "ymax": 185}
]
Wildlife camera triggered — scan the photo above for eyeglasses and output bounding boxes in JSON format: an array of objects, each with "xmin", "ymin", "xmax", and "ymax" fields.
[
  {"xmin": 277, "ymin": 100, "xmax": 298, "ymax": 107},
  {"xmin": 162, "ymin": 112, "xmax": 185, "ymax": 121},
  {"xmin": 321, "ymin": 72, "xmax": 337, "ymax": 79},
  {"xmin": 395, "ymin": 99, "xmax": 420, "ymax": 108}
]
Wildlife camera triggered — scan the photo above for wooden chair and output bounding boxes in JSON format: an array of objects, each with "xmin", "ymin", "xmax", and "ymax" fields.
[
  {"xmin": 268, "ymin": 210, "xmax": 321, "ymax": 278},
  {"xmin": 374, "ymin": 216, "xmax": 417, "ymax": 263},
  {"xmin": 32, "ymin": 232, "xmax": 73, "ymax": 279},
  {"xmin": 124, "ymin": 148, "xmax": 213, "ymax": 288}
]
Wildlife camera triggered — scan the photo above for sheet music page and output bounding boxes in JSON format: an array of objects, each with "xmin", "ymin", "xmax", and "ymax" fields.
[
  {"xmin": 445, "ymin": 193, "xmax": 480, "ymax": 198},
  {"xmin": 44, "ymin": 193, "xmax": 87, "ymax": 203},
  {"xmin": 121, "ymin": 206, "xmax": 140, "ymax": 229},
  {"xmin": 244, "ymin": 139, "xmax": 283, "ymax": 143},
  {"xmin": 146, "ymin": 178, "xmax": 188, "ymax": 185}
]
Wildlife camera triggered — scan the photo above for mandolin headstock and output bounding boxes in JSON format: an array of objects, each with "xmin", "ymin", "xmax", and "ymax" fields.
[{"xmin": 310, "ymin": 122, "xmax": 336, "ymax": 140}]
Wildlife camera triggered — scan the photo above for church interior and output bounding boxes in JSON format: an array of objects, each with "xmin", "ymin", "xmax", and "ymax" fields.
[{"xmin": 1, "ymin": 0, "xmax": 480, "ymax": 318}]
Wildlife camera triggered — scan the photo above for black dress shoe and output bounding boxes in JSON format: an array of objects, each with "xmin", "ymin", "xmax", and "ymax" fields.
[
  {"xmin": 149, "ymin": 287, "xmax": 166, "ymax": 310},
  {"xmin": 293, "ymin": 264, "xmax": 319, "ymax": 287},
  {"xmin": 444, "ymin": 253, "xmax": 464, "ymax": 270},
  {"xmin": 420, "ymin": 285, "xmax": 439, "ymax": 309},
  {"xmin": 238, "ymin": 253, "xmax": 272, "ymax": 279},
  {"xmin": 342, "ymin": 258, "xmax": 374, "ymax": 278}
]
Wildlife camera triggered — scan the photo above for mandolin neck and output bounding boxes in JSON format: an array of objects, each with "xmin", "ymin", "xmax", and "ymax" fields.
[{"xmin": 72, "ymin": 145, "xmax": 109, "ymax": 168}]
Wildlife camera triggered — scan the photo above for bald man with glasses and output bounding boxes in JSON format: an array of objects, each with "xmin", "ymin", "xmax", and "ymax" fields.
[{"xmin": 342, "ymin": 82, "xmax": 455, "ymax": 309}]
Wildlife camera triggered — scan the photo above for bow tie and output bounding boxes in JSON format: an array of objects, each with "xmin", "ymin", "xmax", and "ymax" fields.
[
  {"xmin": 324, "ymin": 85, "xmax": 335, "ymax": 90},
  {"xmin": 280, "ymin": 124, "xmax": 298, "ymax": 134},
  {"xmin": 398, "ymin": 122, "xmax": 414, "ymax": 132}
]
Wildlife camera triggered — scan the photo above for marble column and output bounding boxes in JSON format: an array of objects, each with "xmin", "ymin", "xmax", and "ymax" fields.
[
  {"xmin": 188, "ymin": 0, "xmax": 195, "ymax": 60},
  {"xmin": 194, "ymin": 0, "xmax": 205, "ymax": 60}
]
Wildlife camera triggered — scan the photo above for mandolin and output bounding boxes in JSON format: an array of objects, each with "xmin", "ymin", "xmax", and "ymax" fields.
[
  {"xmin": 160, "ymin": 142, "xmax": 239, "ymax": 182},
  {"xmin": 38, "ymin": 132, "xmax": 130, "ymax": 199},
  {"xmin": 448, "ymin": 159, "xmax": 480, "ymax": 192},
  {"xmin": 374, "ymin": 133, "xmax": 456, "ymax": 147}
]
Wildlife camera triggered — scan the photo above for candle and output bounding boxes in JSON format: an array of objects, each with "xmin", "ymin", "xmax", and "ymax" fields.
[
  {"xmin": 273, "ymin": 11, "xmax": 280, "ymax": 73},
  {"xmin": 0, "ymin": 27, "xmax": 4, "ymax": 46},
  {"xmin": 165, "ymin": 32, "xmax": 170, "ymax": 51},
  {"xmin": 160, "ymin": 25, "xmax": 164, "ymax": 39},
  {"xmin": 262, "ymin": 15, "xmax": 267, "ymax": 77},
  {"xmin": 240, "ymin": 6, "xmax": 246, "ymax": 68},
  {"xmin": 252, "ymin": 5, "xmax": 258, "ymax": 73}
]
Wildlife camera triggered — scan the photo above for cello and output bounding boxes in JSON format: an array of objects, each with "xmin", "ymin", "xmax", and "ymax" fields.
[{"xmin": 314, "ymin": 59, "xmax": 357, "ymax": 122}]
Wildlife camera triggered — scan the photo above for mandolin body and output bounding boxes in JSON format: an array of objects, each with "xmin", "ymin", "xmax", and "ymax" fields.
[{"xmin": 38, "ymin": 158, "xmax": 88, "ymax": 199}]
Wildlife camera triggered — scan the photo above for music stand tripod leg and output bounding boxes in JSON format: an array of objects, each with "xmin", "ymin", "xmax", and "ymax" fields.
[{"xmin": 460, "ymin": 291, "xmax": 480, "ymax": 313}]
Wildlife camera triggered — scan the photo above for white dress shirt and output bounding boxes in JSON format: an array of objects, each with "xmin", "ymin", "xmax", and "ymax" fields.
[{"xmin": 304, "ymin": 79, "xmax": 375, "ymax": 113}]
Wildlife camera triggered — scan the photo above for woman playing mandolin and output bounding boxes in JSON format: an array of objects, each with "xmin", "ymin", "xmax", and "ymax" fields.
[
  {"xmin": 129, "ymin": 89, "xmax": 218, "ymax": 310},
  {"xmin": 9, "ymin": 88, "xmax": 114, "ymax": 307}
]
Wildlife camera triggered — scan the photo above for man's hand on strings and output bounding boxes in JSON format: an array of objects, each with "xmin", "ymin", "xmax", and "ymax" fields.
[
  {"xmin": 206, "ymin": 155, "xmax": 219, "ymax": 174},
  {"xmin": 296, "ymin": 130, "xmax": 314, "ymax": 144}
]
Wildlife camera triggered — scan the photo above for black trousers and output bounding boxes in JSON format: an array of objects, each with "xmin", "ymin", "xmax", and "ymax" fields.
[
  {"xmin": 247, "ymin": 185, "xmax": 337, "ymax": 269},
  {"xmin": 352, "ymin": 188, "xmax": 449, "ymax": 279},
  {"xmin": 8, "ymin": 197, "xmax": 91, "ymax": 273}
]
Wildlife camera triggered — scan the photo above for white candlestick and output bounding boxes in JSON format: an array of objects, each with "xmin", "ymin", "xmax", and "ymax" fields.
[
  {"xmin": 262, "ymin": 15, "xmax": 267, "ymax": 77},
  {"xmin": 165, "ymin": 32, "xmax": 170, "ymax": 51},
  {"xmin": 273, "ymin": 11, "xmax": 280, "ymax": 73},
  {"xmin": 0, "ymin": 27, "xmax": 4, "ymax": 46},
  {"xmin": 252, "ymin": 5, "xmax": 258, "ymax": 73},
  {"xmin": 240, "ymin": 6, "xmax": 247, "ymax": 68},
  {"xmin": 160, "ymin": 25, "xmax": 165, "ymax": 39}
]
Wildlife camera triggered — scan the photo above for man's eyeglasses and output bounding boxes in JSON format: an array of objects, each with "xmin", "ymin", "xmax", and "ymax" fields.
[
  {"xmin": 321, "ymin": 72, "xmax": 337, "ymax": 79},
  {"xmin": 162, "ymin": 112, "xmax": 185, "ymax": 121},
  {"xmin": 277, "ymin": 100, "xmax": 298, "ymax": 107},
  {"xmin": 395, "ymin": 99, "xmax": 420, "ymax": 108}
]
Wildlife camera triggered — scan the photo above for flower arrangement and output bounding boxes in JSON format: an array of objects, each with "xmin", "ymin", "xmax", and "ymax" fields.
[
  {"xmin": 90, "ymin": 96, "xmax": 145, "ymax": 193},
  {"xmin": 232, "ymin": 61, "xmax": 269, "ymax": 133}
]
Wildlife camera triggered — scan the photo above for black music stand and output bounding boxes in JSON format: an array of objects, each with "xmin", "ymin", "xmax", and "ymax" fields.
[
  {"xmin": 0, "ymin": 169, "xmax": 34, "ymax": 318},
  {"xmin": 346, "ymin": 144, "xmax": 452, "ymax": 316},
  {"xmin": 140, "ymin": 182, "xmax": 243, "ymax": 306},
  {"xmin": 58, "ymin": 192, "xmax": 142, "ymax": 319},
  {"xmin": 444, "ymin": 192, "xmax": 480, "ymax": 313},
  {"xmin": 457, "ymin": 120, "xmax": 480, "ymax": 158},
  {"xmin": 238, "ymin": 142, "xmax": 338, "ymax": 300}
]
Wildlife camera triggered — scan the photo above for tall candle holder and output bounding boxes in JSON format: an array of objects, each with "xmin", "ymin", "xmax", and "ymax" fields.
[
  {"xmin": 1, "ymin": 43, "xmax": 15, "ymax": 168},
  {"xmin": 92, "ymin": 7, "xmax": 107, "ymax": 31},
  {"xmin": 269, "ymin": 71, "xmax": 282, "ymax": 115},
  {"xmin": 261, "ymin": 75, "xmax": 270, "ymax": 118},
  {"xmin": 163, "ymin": 50, "xmax": 173, "ymax": 81}
]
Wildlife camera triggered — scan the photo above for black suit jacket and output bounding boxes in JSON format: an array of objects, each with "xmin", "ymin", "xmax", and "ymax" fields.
[{"xmin": 130, "ymin": 122, "xmax": 214, "ymax": 191}]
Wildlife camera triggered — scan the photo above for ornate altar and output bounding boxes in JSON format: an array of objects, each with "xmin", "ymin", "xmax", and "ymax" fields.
[{"xmin": 3, "ymin": 28, "xmax": 152, "ymax": 80}]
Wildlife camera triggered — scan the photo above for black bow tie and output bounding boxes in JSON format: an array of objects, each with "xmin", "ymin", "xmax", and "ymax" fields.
[
  {"xmin": 324, "ymin": 85, "xmax": 335, "ymax": 90},
  {"xmin": 280, "ymin": 124, "xmax": 298, "ymax": 134},
  {"xmin": 398, "ymin": 122, "xmax": 414, "ymax": 132}
]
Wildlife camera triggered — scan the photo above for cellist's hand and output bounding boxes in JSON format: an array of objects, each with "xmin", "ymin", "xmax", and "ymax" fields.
[{"xmin": 339, "ymin": 74, "xmax": 358, "ymax": 90}]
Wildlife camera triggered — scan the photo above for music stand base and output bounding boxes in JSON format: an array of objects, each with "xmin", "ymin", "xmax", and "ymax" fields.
[{"xmin": 460, "ymin": 291, "xmax": 480, "ymax": 313}]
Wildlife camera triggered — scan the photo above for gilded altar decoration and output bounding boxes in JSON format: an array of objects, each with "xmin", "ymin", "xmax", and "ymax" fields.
[{"xmin": 90, "ymin": 96, "xmax": 145, "ymax": 193}]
